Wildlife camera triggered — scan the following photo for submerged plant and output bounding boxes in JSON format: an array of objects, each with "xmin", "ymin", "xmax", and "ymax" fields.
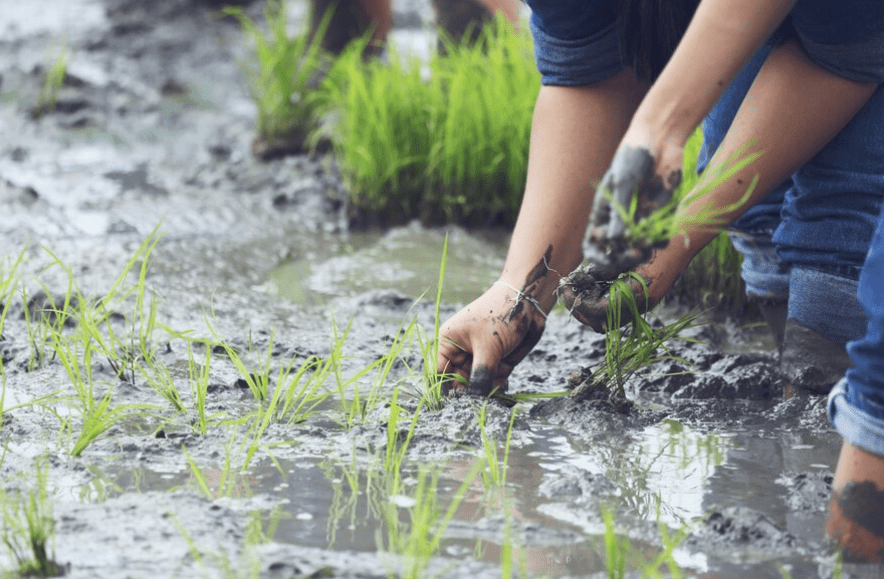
[
  {"xmin": 477, "ymin": 402, "xmax": 516, "ymax": 491},
  {"xmin": 35, "ymin": 43, "xmax": 68, "ymax": 117},
  {"xmin": 0, "ymin": 459, "xmax": 62, "ymax": 577},
  {"xmin": 0, "ymin": 250, "xmax": 25, "ymax": 403},
  {"xmin": 378, "ymin": 461, "xmax": 483, "ymax": 579},
  {"xmin": 174, "ymin": 508, "xmax": 285, "ymax": 579},
  {"xmin": 596, "ymin": 507, "xmax": 692, "ymax": 579}
]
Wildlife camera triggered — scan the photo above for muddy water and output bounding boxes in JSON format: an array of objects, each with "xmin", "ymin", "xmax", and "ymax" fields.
[{"xmin": 0, "ymin": 0, "xmax": 878, "ymax": 577}]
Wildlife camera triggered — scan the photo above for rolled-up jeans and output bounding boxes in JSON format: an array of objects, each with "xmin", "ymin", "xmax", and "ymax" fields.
[
  {"xmin": 699, "ymin": 40, "xmax": 884, "ymax": 348},
  {"xmin": 829, "ymin": 205, "xmax": 884, "ymax": 457}
]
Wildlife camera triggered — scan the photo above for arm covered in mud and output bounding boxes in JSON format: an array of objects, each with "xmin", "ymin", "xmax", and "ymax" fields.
[{"xmin": 437, "ymin": 73, "xmax": 647, "ymax": 394}]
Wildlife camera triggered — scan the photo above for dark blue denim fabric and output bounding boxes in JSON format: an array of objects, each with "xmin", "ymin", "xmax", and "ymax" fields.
[
  {"xmin": 829, "ymin": 205, "xmax": 884, "ymax": 456},
  {"xmin": 699, "ymin": 44, "xmax": 884, "ymax": 291},
  {"xmin": 791, "ymin": 0, "xmax": 884, "ymax": 83},
  {"xmin": 528, "ymin": 0, "xmax": 884, "ymax": 86},
  {"xmin": 526, "ymin": 0, "xmax": 622, "ymax": 86}
]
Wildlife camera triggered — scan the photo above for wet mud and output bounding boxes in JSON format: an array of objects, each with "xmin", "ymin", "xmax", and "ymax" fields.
[{"xmin": 0, "ymin": 1, "xmax": 880, "ymax": 578}]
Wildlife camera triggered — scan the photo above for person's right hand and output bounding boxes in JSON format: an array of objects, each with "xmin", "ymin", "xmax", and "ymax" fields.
[
  {"xmin": 436, "ymin": 282, "xmax": 547, "ymax": 397},
  {"xmin": 589, "ymin": 144, "xmax": 678, "ymax": 242}
]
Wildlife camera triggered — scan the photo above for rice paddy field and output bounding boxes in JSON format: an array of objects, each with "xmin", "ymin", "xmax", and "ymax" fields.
[{"xmin": 0, "ymin": 1, "xmax": 879, "ymax": 578}]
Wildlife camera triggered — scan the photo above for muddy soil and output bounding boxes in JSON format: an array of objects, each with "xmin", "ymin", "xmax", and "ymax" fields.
[{"xmin": 0, "ymin": 1, "xmax": 879, "ymax": 578}]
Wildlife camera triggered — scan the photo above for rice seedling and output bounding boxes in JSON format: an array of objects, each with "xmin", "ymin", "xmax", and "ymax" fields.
[
  {"xmin": 49, "ymin": 323, "xmax": 153, "ymax": 457},
  {"xmin": 378, "ymin": 460, "xmax": 483, "ymax": 579},
  {"xmin": 317, "ymin": 14, "xmax": 538, "ymax": 226},
  {"xmin": 0, "ymin": 249, "xmax": 24, "ymax": 412},
  {"xmin": 182, "ymin": 339, "xmax": 234, "ymax": 436},
  {"xmin": 182, "ymin": 427, "xmax": 253, "ymax": 500},
  {"xmin": 173, "ymin": 508, "xmax": 284, "ymax": 579},
  {"xmin": 29, "ymin": 235, "xmax": 164, "ymax": 455},
  {"xmin": 328, "ymin": 316, "xmax": 401, "ymax": 429},
  {"xmin": 208, "ymin": 327, "xmax": 275, "ymax": 403},
  {"xmin": 238, "ymin": 351, "xmax": 331, "ymax": 469},
  {"xmin": 35, "ymin": 42, "xmax": 68, "ymax": 117},
  {"xmin": 414, "ymin": 235, "xmax": 462, "ymax": 410},
  {"xmin": 138, "ymin": 344, "xmax": 186, "ymax": 415},
  {"xmin": 639, "ymin": 517, "xmax": 691, "ymax": 579},
  {"xmin": 570, "ymin": 276, "xmax": 702, "ymax": 406},
  {"xmin": 222, "ymin": 0, "xmax": 333, "ymax": 148},
  {"xmin": 476, "ymin": 402, "xmax": 515, "ymax": 491},
  {"xmin": 0, "ymin": 458, "xmax": 62, "ymax": 578},
  {"xmin": 382, "ymin": 388, "xmax": 422, "ymax": 484},
  {"xmin": 601, "ymin": 509, "xmax": 628, "ymax": 579},
  {"xmin": 21, "ymin": 275, "xmax": 76, "ymax": 373},
  {"xmin": 596, "ymin": 507, "xmax": 693, "ymax": 579},
  {"xmin": 269, "ymin": 353, "xmax": 333, "ymax": 424},
  {"xmin": 41, "ymin": 226, "xmax": 165, "ymax": 385}
]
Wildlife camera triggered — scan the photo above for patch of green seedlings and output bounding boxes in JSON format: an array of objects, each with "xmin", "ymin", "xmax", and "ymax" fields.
[
  {"xmin": 223, "ymin": 0, "xmax": 333, "ymax": 146},
  {"xmin": 0, "ymin": 458, "xmax": 62, "ymax": 578},
  {"xmin": 34, "ymin": 239, "xmax": 165, "ymax": 456},
  {"xmin": 35, "ymin": 42, "xmax": 68, "ymax": 117},
  {"xmin": 477, "ymin": 402, "xmax": 516, "ymax": 491},
  {"xmin": 327, "ymin": 314, "xmax": 424, "ymax": 430},
  {"xmin": 0, "ymin": 250, "xmax": 25, "ymax": 412},
  {"xmin": 238, "ymin": 350, "xmax": 332, "ymax": 469},
  {"xmin": 378, "ymin": 461, "xmax": 484, "ymax": 579},
  {"xmin": 571, "ymin": 274, "xmax": 702, "ymax": 407},
  {"xmin": 317, "ymin": 15, "xmax": 539, "ymax": 225},
  {"xmin": 598, "ymin": 507, "xmax": 692, "ymax": 579},
  {"xmin": 414, "ymin": 235, "xmax": 460, "ymax": 410},
  {"xmin": 187, "ymin": 342, "xmax": 214, "ymax": 434},
  {"xmin": 668, "ymin": 130, "xmax": 751, "ymax": 312},
  {"xmin": 182, "ymin": 436, "xmax": 245, "ymax": 500}
]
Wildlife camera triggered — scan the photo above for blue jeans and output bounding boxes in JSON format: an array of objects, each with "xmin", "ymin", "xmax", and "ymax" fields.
[
  {"xmin": 829, "ymin": 204, "xmax": 884, "ymax": 457},
  {"xmin": 698, "ymin": 41, "xmax": 884, "ymax": 348},
  {"xmin": 527, "ymin": 0, "xmax": 884, "ymax": 86}
]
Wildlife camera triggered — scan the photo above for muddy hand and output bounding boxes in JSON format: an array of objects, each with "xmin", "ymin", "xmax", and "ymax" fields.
[
  {"xmin": 437, "ymin": 256, "xmax": 551, "ymax": 397},
  {"xmin": 557, "ymin": 266, "xmax": 657, "ymax": 333},
  {"xmin": 589, "ymin": 145, "xmax": 678, "ymax": 243},
  {"xmin": 438, "ymin": 285, "xmax": 546, "ymax": 397}
]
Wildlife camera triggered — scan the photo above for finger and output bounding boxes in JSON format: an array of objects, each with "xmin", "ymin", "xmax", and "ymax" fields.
[
  {"xmin": 437, "ymin": 336, "xmax": 472, "ymax": 392},
  {"xmin": 466, "ymin": 330, "xmax": 511, "ymax": 397}
]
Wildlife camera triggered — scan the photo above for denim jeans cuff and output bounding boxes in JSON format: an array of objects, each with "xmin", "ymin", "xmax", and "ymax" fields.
[
  {"xmin": 829, "ymin": 378, "xmax": 884, "ymax": 458},
  {"xmin": 788, "ymin": 266, "xmax": 866, "ymax": 347},
  {"xmin": 796, "ymin": 25, "xmax": 884, "ymax": 84},
  {"xmin": 728, "ymin": 231, "xmax": 790, "ymax": 300},
  {"xmin": 529, "ymin": 14, "xmax": 624, "ymax": 86}
]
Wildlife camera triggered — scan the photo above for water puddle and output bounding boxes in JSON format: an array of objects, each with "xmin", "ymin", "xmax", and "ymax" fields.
[
  {"xmin": 70, "ymin": 417, "xmax": 840, "ymax": 577},
  {"xmin": 267, "ymin": 224, "xmax": 509, "ymax": 306}
]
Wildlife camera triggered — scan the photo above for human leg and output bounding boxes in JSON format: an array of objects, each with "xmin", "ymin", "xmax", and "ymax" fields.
[
  {"xmin": 827, "ymin": 203, "xmax": 884, "ymax": 562},
  {"xmin": 309, "ymin": 0, "xmax": 391, "ymax": 55}
]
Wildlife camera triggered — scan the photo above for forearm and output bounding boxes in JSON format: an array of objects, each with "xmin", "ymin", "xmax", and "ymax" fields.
[
  {"xmin": 500, "ymin": 72, "xmax": 647, "ymax": 309},
  {"xmin": 678, "ymin": 39, "xmax": 877, "ymax": 253},
  {"xmin": 624, "ymin": 0, "xmax": 798, "ymax": 178}
]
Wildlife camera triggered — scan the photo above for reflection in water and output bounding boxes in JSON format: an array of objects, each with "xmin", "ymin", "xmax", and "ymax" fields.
[{"xmin": 64, "ymin": 415, "xmax": 841, "ymax": 577}]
